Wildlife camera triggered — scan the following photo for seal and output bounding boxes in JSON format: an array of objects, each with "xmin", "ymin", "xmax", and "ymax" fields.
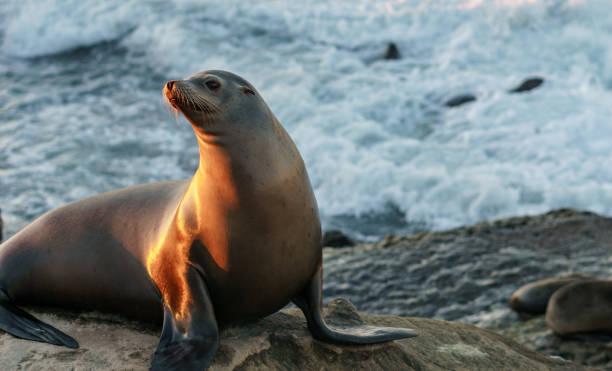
[
  {"xmin": 509, "ymin": 274, "xmax": 593, "ymax": 314},
  {"xmin": 0, "ymin": 70, "xmax": 416, "ymax": 370},
  {"xmin": 546, "ymin": 279, "xmax": 612, "ymax": 335}
]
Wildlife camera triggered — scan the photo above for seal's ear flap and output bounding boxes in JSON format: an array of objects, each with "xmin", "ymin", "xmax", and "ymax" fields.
[
  {"xmin": 0, "ymin": 289, "xmax": 78, "ymax": 348},
  {"xmin": 241, "ymin": 87, "xmax": 256, "ymax": 96}
]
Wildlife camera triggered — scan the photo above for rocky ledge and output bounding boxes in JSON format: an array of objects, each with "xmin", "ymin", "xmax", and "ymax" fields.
[
  {"xmin": 0, "ymin": 298, "xmax": 584, "ymax": 370},
  {"xmin": 2, "ymin": 209, "xmax": 610, "ymax": 369},
  {"xmin": 322, "ymin": 210, "xmax": 612, "ymax": 369}
]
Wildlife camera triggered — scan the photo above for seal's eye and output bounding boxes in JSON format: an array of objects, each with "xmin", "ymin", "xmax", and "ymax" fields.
[{"xmin": 205, "ymin": 80, "xmax": 220, "ymax": 90}]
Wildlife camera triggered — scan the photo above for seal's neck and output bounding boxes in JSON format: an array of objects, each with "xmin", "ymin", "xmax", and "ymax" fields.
[{"xmin": 191, "ymin": 121, "xmax": 303, "ymax": 206}]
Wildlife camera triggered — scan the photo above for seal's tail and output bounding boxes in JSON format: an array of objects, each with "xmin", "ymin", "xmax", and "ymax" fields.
[{"xmin": 0, "ymin": 289, "xmax": 78, "ymax": 348}]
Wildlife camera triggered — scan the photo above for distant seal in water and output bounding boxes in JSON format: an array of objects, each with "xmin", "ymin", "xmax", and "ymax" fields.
[
  {"xmin": 509, "ymin": 274, "xmax": 593, "ymax": 314},
  {"xmin": 0, "ymin": 70, "xmax": 416, "ymax": 370},
  {"xmin": 546, "ymin": 279, "xmax": 612, "ymax": 336}
]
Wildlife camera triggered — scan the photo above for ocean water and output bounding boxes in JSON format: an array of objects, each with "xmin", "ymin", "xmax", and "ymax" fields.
[{"xmin": 1, "ymin": 0, "xmax": 612, "ymax": 240}]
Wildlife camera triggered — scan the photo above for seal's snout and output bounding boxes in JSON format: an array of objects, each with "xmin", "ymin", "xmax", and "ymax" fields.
[{"xmin": 162, "ymin": 77, "xmax": 219, "ymax": 118}]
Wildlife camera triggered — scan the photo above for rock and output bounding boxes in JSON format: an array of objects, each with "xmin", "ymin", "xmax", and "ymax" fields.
[
  {"xmin": 323, "ymin": 209, "xmax": 612, "ymax": 322},
  {"xmin": 375, "ymin": 233, "xmax": 404, "ymax": 248},
  {"xmin": 546, "ymin": 279, "xmax": 612, "ymax": 336},
  {"xmin": 322, "ymin": 230, "xmax": 355, "ymax": 248},
  {"xmin": 0, "ymin": 298, "xmax": 584, "ymax": 370},
  {"xmin": 509, "ymin": 77, "xmax": 544, "ymax": 93},
  {"xmin": 509, "ymin": 274, "xmax": 594, "ymax": 315},
  {"xmin": 363, "ymin": 42, "xmax": 401, "ymax": 64},
  {"xmin": 493, "ymin": 316, "xmax": 612, "ymax": 369},
  {"xmin": 324, "ymin": 298, "xmax": 364, "ymax": 325},
  {"xmin": 445, "ymin": 94, "xmax": 477, "ymax": 107},
  {"xmin": 383, "ymin": 42, "xmax": 401, "ymax": 60},
  {"xmin": 322, "ymin": 209, "xmax": 612, "ymax": 368}
]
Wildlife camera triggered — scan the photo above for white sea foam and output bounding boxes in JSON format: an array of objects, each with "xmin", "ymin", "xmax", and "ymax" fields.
[
  {"xmin": 2, "ymin": 0, "xmax": 142, "ymax": 57},
  {"xmin": 2, "ymin": 0, "xmax": 612, "ymax": 238}
]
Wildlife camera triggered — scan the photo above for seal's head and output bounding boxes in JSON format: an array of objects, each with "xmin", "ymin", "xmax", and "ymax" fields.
[{"xmin": 163, "ymin": 70, "xmax": 271, "ymax": 136}]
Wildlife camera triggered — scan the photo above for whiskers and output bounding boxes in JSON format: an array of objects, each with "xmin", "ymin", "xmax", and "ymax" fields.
[
  {"xmin": 163, "ymin": 83, "xmax": 221, "ymax": 123},
  {"xmin": 162, "ymin": 93, "xmax": 181, "ymax": 125}
]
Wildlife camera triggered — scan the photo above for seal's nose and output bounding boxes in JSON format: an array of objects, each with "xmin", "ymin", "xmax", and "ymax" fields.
[{"xmin": 166, "ymin": 80, "xmax": 175, "ymax": 91}]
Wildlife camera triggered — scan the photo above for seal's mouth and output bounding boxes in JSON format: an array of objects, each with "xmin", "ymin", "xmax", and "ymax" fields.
[{"xmin": 163, "ymin": 81, "xmax": 180, "ymax": 114}]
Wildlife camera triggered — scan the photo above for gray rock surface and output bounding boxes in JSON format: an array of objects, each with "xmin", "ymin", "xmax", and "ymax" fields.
[
  {"xmin": 322, "ymin": 209, "xmax": 612, "ymax": 369},
  {"xmin": 0, "ymin": 298, "xmax": 585, "ymax": 370},
  {"xmin": 323, "ymin": 209, "xmax": 612, "ymax": 325},
  {"xmin": 493, "ymin": 317, "xmax": 612, "ymax": 370}
]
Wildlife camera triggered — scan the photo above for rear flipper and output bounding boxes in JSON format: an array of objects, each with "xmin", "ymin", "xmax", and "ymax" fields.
[
  {"xmin": 0, "ymin": 289, "xmax": 78, "ymax": 348},
  {"xmin": 292, "ymin": 264, "xmax": 417, "ymax": 344}
]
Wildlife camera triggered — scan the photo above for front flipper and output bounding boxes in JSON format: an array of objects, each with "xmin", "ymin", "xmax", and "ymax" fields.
[
  {"xmin": 150, "ymin": 265, "xmax": 219, "ymax": 371},
  {"xmin": 292, "ymin": 264, "xmax": 417, "ymax": 344}
]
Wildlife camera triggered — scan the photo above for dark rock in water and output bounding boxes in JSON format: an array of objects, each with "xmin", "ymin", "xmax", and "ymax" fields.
[
  {"xmin": 509, "ymin": 274, "xmax": 594, "ymax": 315},
  {"xmin": 445, "ymin": 94, "xmax": 477, "ymax": 107},
  {"xmin": 383, "ymin": 42, "xmax": 401, "ymax": 60},
  {"xmin": 322, "ymin": 230, "xmax": 355, "ymax": 248},
  {"xmin": 546, "ymin": 279, "xmax": 612, "ymax": 336},
  {"xmin": 0, "ymin": 298, "xmax": 582, "ymax": 370},
  {"xmin": 509, "ymin": 77, "xmax": 544, "ymax": 93},
  {"xmin": 364, "ymin": 42, "xmax": 401, "ymax": 64}
]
